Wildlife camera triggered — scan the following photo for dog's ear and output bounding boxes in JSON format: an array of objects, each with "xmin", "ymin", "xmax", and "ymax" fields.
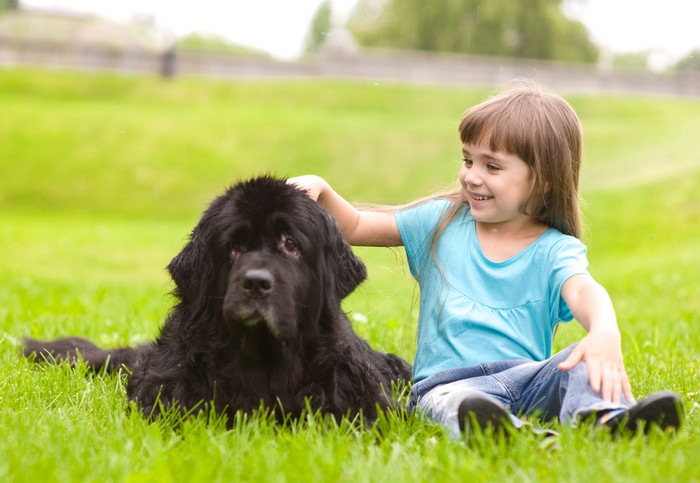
[
  {"xmin": 167, "ymin": 231, "xmax": 206, "ymax": 301},
  {"xmin": 167, "ymin": 196, "xmax": 226, "ymax": 304},
  {"xmin": 324, "ymin": 214, "xmax": 367, "ymax": 299}
]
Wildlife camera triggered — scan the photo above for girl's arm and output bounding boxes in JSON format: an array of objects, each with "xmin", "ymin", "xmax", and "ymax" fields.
[
  {"xmin": 557, "ymin": 274, "xmax": 634, "ymax": 404},
  {"xmin": 288, "ymin": 175, "xmax": 403, "ymax": 247}
]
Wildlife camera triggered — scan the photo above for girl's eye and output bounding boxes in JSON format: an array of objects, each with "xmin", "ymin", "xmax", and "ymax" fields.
[
  {"xmin": 281, "ymin": 235, "xmax": 300, "ymax": 256},
  {"xmin": 487, "ymin": 164, "xmax": 501, "ymax": 171},
  {"xmin": 462, "ymin": 158, "xmax": 473, "ymax": 167}
]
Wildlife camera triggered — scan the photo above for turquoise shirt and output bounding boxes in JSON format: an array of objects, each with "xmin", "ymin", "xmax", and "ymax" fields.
[{"xmin": 395, "ymin": 199, "xmax": 590, "ymax": 382}]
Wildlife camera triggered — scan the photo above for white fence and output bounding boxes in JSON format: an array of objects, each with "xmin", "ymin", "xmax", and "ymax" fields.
[{"xmin": 1, "ymin": 38, "xmax": 698, "ymax": 97}]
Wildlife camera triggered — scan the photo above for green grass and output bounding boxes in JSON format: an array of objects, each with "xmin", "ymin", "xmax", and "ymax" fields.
[{"xmin": 1, "ymin": 69, "xmax": 699, "ymax": 482}]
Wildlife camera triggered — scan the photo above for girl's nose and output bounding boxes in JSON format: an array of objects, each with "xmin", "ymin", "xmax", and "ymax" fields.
[{"xmin": 463, "ymin": 165, "xmax": 482, "ymax": 186}]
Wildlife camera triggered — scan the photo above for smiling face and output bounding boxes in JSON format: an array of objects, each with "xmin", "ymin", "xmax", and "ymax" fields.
[
  {"xmin": 457, "ymin": 84, "xmax": 584, "ymax": 238},
  {"xmin": 459, "ymin": 141, "xmax": 536, "ymax": 230}
]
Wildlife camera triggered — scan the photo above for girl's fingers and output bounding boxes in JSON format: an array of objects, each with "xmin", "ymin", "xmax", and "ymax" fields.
[
  {"xmin": 600, "ymin": 365, "xmax": 629, "ymax": 403},
  {"xmin": 621, "ymin": 372, "xmax": 634, "ymax": 403},
  {"xmin": 599, "ymin": 365, "xmax": 611, "ymax": 401},
  {"xmin": 557, "ymin": 345, "xmax": 633, "ymax": 404},
  {"xmin": 611, "ymin": 368, "xmax": 621, "ymax": 403},
  {"xmin": 587, "ymin": 360, "xmax": 602, "ymax": 394},
  {"xmin": 605, "ymin": 367, "xmax": 622, "ymax": 403},
  {"xmin": 557, "ymin": 346, "xmax": 583, "ymax": 371}
]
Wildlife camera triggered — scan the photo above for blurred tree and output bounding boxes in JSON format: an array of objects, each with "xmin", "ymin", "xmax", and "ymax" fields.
[
  {"xmin": 348, "ymin": 0, "xmax": 597, "ymax": 63},
  {"xmin": 612, "ymin": 51, "xmax": 649, "ymax": 71},
  {"xmin": 675, "ymin": 49, "xmax": 700, "ymax": 71},
  {"xmin": 177, "ymin": 33, "xmax": 270, "ymax": 57},
  {"xmin": 304, "ymin": 0, "xmax": 333, "ymax": 55},
  {"xmin": 1, "ymin": 0, "xmax": 21, "ymax": 12}
]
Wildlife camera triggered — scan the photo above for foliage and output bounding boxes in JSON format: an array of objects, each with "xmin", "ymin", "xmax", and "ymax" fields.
[
  {"xmin": 1, "ymin": 0, "xmax": 20, "ymax": 12},
  {"xmin": 1, "ymin": 69, "xmax": 699, "ymax": 482},
  {"xmin": 304, "ymin": 0, "xmax": 333, "ymax": 56},
  {"xmin": 177, "ymin": 32, "xmax": 270, "ymax": 57},
  {"xmin": 675, "ymin": 49, "xmax": 700, "ymax": 71},
  {"xmin": 348, "ymin": 0, "xmax": 598, "ymax": 62},
  {"xmin": 612, "ymin": 51, "xmax": 649, "ymax": 71}
]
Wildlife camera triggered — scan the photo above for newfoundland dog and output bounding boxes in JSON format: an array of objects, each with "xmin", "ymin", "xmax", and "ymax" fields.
[{"xmin": 24, "ymin": 176, "xmax": 412, "ymax": 425}]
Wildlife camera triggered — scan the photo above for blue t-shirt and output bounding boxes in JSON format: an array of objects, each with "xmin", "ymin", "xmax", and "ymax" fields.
[{"xmin": 395, "ymin": 199, "xmax": 590, "ymax": 382}]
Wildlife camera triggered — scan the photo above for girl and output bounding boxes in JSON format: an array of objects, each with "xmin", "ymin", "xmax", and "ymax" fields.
[{"xmin": 289, "ymin": 83, "xmax": 682, "ymax": 438}]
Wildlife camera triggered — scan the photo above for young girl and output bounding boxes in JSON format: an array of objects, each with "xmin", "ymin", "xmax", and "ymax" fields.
[{"xmin": 289, "ymin": 83, "xmax": 682, "ymax": 438}]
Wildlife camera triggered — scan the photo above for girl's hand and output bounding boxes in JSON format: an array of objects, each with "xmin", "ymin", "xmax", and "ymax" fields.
[
  {"xmin": 286, "ymin": 174, "xmax": 401, "ymax": 247},
  {"xmin": 559, "ymin": 274, "xmax": 634, "ymax": 404},
  {"xmin": 557, "ymin": 327, "xmax": 633, "ymax": 404},
  {"xmin": 287, "ymin": 175, "xmax": 328, "ymax": 202}
]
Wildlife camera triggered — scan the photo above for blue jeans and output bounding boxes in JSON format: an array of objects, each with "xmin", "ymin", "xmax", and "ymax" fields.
[{"xmin": 409, "ymin": 344, "xmax": 635, "ymax": 438}]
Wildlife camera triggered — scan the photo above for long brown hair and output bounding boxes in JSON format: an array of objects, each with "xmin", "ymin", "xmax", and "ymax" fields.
[{"xmin": 422, "ymin": 82, "xmax": 583, "ymax": 243}]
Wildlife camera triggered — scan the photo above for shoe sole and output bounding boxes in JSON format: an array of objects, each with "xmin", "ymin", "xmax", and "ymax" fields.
[
  {"xmin": 457, "ymin": 393, "xmax": 511, "ymax": 435},
  {"xmin": 611, "ymin": 391, "xmax": 683, "ymax": 434}
]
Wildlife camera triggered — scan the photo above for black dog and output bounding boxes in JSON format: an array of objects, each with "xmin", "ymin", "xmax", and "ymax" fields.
[{"xmin": 24, "ymin": 176, "xmax": 412, "ymax": 424}]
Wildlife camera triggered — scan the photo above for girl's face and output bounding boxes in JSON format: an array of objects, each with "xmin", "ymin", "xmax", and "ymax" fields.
[{"xmin": 460, "ymin": 142, "xmax": 536, "ymax": 229}]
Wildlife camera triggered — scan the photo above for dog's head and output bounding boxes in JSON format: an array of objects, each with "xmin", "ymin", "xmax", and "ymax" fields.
[{"xmin": 167, "ymin": 176, "xmax": 367, "ymax": 345}]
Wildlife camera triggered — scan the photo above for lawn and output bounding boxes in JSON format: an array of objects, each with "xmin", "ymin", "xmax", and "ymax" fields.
[{"xmin": 1, "ymin": 69, "xmax": 699, "ymax": 482}]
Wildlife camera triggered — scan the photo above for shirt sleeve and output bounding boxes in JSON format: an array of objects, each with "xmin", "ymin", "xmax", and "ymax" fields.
[
  {"xmin": 548, "ymin": 235, "xmax": 590, "ymax": 322},
  {"xmin": 394, "ymin": 199, "xmax": 451, "ymax": 279}
]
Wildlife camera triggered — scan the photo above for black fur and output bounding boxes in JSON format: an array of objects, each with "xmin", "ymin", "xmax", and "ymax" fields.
[{"xmin": 24, "ymin": 176, "xmax": 412, "ymax": 424}]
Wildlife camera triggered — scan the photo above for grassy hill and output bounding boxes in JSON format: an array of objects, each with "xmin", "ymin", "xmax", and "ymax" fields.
[{"xmin": 1, "ymin": 69, "xmax": 698, "ymax": 482}]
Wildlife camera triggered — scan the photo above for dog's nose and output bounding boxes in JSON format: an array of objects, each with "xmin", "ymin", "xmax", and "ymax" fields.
[{"xmin": 241, "ymin": 269, "xmax": 274, "ymax": 296}]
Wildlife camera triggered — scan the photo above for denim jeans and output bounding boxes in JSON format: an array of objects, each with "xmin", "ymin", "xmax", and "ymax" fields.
[{"xmin": 409, "ymin": 344, "xmax": 635, "ymax": 439}]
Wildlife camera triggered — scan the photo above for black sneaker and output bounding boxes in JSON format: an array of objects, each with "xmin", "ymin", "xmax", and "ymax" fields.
[
  {"xmin": 457, "ymin": 393, "xmax": 512, "ymax": 436},
  {"xmin": 604, "ymin": 391, "xmax": 684, "ymax": 435}
]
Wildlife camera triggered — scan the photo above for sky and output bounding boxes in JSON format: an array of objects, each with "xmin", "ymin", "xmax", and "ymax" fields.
[{"xmin": 20, "ymin": 0, "xmax": 700, "ymax": 64}]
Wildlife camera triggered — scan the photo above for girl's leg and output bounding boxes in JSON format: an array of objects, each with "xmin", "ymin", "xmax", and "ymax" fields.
[
  {"xmin": 416, "ymin": 344, "xmax": 682, "ymax": 437},
  {"xmin": 416, "ymin": 367, "xmax": 545, "ymax": 439},
  {"xmin": 517, "ymin": 349, "xmax": 683, "ymax": 432},
  {"xmin": 420, "ymin": 344, "xmax": 630, "ymax": 438},
  {"xmin": 515, "ymin": 344, "xmax": 634, "ymax": 424}
]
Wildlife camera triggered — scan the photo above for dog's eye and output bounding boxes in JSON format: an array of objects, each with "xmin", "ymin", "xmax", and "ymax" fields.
[
  {"xmin": 280, "ymin": 235, "xmax": 300, "ymax": 256},
  {"xmin": 230, "ymin": 243, "xmax": 246, "ymax": 260}
]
